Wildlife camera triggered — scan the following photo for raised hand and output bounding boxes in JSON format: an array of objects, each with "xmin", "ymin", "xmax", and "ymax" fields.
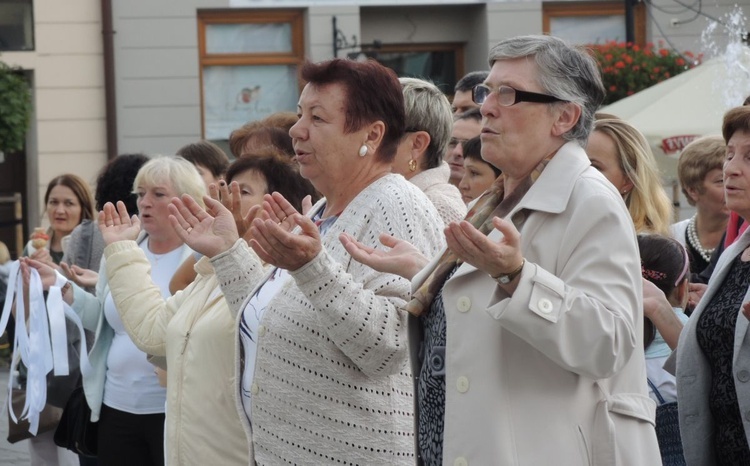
[
  {"xmin": 98, "ymin": 201, "xmax": 141, "ymax": 245},
  {"xmin": 209, "ymin": 180, "xmax": 260, "ymax": 238},
  {"xmin": 340, "ymin": 232, "xmax": 428, "ymax": 281},
  {"xmin": 249, "ymin": 211, "xmax": 321, "ymax": 271},
  {"xmin": 168, "ymin": 194, "xmax": 240, "ymax": 258},
  {"xmin": 445, "ymin": 216, "xmax": 524, "ymax": 284},
  {"xmin": 60, "ymin": 262, "xmax": 99, "ymax": 289}
]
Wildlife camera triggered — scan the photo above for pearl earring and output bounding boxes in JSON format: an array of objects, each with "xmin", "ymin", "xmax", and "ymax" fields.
[{"xmin": 358, "ymin": 144, "xmax": 368, "ymax": 157}]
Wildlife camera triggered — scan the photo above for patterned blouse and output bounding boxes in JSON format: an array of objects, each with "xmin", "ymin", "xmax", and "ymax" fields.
[{"xmin": 697, "ymin": 254, "xmax": 750, "ymax": 464}]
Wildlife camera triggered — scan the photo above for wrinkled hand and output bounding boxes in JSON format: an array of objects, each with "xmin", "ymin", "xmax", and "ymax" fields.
[
  {"xmin": 20, "ymin": 257, "xmax": 58, "ymax": 291},
  {"xmin": 642, "ymin": 278, "xmax": 672, "ymax": 320},
  {"xmin": 60, "ymin": 262, "xmax": 99, "ymax": 289},
  {"xmin": 98, "ymin": 201, "xmax": 141, "ymax": 245},
  {"xmin": 340, "ymin": 232, "xmax": 427, "ymax": 280},
  {"xmin": 169, "ymin": 194, "xmax": 240, "ymax": 258},
  {"xmin": 446, "ymin": 217, "xmax": 524, "ymax": 282},
  {"xmin": 249, "ymin": 193, "xmax": 321, "ymax": 271},
  {"xmin": 688, "ymin": 282, "xmax": 707, "ymax": 310}
]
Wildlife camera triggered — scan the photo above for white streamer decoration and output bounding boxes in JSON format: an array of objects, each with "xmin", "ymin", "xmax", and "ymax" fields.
[{"xmin": 0, "ymin": 261, "xmax": 92, "ymax": 436}]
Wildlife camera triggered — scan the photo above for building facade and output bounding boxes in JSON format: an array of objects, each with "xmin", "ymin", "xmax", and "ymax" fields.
[{"xmin": 0, "ymin": 0, "xmax": 746, "ymax": 256}]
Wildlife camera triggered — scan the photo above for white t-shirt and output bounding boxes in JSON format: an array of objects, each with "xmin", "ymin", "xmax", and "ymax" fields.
[
  {"xmin": 240, "ymin": 268, "xmax": 290, "ymax": 420},
  {"xmin": 102, "ymin": 239, "xmax": 186, "ymax": 414}
]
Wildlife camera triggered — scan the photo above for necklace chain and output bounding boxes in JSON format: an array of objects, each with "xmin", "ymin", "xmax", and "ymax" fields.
[{"xmin": 687, "ymin": 214, "xmax": 714, "ymax": 263}]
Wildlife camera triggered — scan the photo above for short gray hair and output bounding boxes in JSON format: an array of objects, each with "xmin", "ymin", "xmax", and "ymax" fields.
[
  {"xmin": 488, "ymin": 35, "xmax": 605, "ymax": 144},
  {"xmin": 133, "ymin": 156, "xmax": 207, "ymax": 208},
  {"xmin": 399, "ymin": 77, "xmax": 453, "ymax": 169}
]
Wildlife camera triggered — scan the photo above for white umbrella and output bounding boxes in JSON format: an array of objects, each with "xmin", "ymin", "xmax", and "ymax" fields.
[{"xmin": 601, "ymin": 46, "xmax": 750, "ymax": 182}]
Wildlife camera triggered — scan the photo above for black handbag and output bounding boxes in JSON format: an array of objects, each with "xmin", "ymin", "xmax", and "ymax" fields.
[
  {"xmin": 7, "ymin": 388, "xmax": 63, "ymax": 443},
  {"xmin": 53, "ymin": 386, "xmax": 98, "ymax": 457},
  {"xmin": 647, "ymin": 378, "xmax": 685, "ymax": 466}
]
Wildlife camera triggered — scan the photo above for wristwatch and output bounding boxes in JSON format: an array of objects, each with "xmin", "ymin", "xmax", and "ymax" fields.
[{"xmin": 491, "ymin": 259, "xmax": 525, "ymax": 284}]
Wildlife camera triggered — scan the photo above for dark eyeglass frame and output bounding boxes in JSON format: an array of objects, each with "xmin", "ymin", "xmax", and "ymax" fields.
[{"xmin": 472, "ymin": 84, "xmax": 565, "ymax": 106}]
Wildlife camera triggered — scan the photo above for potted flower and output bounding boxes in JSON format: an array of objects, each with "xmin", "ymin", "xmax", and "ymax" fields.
[
  {"xmin": 0, "ymin": 60, "xmax": 32, "ymax": 157},
  {"xmin": 589, "ymin": 41, "xmax": 702, "ymax": 105}
]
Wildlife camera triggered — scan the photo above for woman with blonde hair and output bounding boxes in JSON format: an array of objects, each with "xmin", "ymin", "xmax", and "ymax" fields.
[
  {"xmin": 671, "ymin": 135, "xmax": 728, "ymax": 276},
  {"xmin": 587, "ymin": 116, "xmax": 673, "ymax": 235}
]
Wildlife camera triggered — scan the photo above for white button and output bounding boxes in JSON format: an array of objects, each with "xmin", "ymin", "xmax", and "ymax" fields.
[
  {"xmin": 251, "ymin": 383, "xmax": 259, "ymax": 395},
  {"xmin": 258, "ymin": 325, "xmax": 266, "ymax": 337},
  {"xmin": 456, "ymin": 376, "xmax": 470, "ymax": 393},
  {"xmin": 457, "ymin": 297, "xmax": 471, "ymax": 313},
  {"xmin": 454, "ymin": 457, "xmax": 468, "ymax": 466},
  {"xmin": 538, "ymin": 298, "xmax": 553, "ymax": 314}
]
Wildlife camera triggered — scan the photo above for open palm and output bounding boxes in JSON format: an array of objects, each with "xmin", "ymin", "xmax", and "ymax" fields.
[
  {"xmin": 168, "ymin": 194, "xmax": 240, "ymax": 258},
  {"xmin": 98, "ymin": 201, "xmax": 141, "ymax": 245}
]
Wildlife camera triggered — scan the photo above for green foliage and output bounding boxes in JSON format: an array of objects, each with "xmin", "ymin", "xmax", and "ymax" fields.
[
  {"xmin": 589, "ymin": 41, "xmax": 702, "ymax": 105},
  {"xmin": 0, "ymin": 60, "xmax": 32, "ymax": 153}
]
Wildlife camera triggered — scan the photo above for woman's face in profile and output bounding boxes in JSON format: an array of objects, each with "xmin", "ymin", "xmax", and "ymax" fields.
[
  {"xmin": 289, "ymin": 83, "xmax": 370, "ymax": 193},
  {"xmin": 587, "ymin": 130, "xmax": 632, "ymax": 195},
  {"xmin": 724, "ymin": 129, "xmax": 750, "ymax": 219}
]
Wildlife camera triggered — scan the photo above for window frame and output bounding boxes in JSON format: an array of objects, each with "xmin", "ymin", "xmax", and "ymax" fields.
[
  {"xmin": 197, "ymin": 9, "xmax": 305, "ymax": 138},
  {"xmin": 542, "ymin": 1, "xmax": 647, "ymax": 46},
  {"xmin": 371, "ymin": 42, "xmax": 465, "ymax": 96}
]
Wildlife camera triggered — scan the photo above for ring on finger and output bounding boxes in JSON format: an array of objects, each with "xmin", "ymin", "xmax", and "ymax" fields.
[{"xmin": 186, "ymin": 227, "xmax": 193, "ymax": 234}]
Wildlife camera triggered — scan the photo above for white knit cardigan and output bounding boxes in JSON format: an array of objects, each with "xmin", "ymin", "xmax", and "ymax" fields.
[{"xmin": 211, "ymin": 174, "xmax": 445, "ymax": 465}]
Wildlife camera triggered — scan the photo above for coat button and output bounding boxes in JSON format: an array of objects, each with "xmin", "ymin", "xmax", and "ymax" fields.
[
  {"xmin": 454, "ymin": 457, "xmax": 468, "ymax": 466},
  {"xmin": 251, "ymin": 383, "xmax": 259, "ymax": 395},
  {"xmin": 457, "ymin": 297, "xmax": 471, "ymax": 313},
  {"xmin": 538, "ymin": 298, "xmax": 553, "ymax": 314},
  {"xmin": 258, "ymin": 325, "xmax": 266, "ymax": 337},
  {"xmin": 456, "ymin": 376, "xmax": 470, "ymax": 393},
  {"xmin": 738, "ymin": 370, "xmax": 750, "ymax": 382}
]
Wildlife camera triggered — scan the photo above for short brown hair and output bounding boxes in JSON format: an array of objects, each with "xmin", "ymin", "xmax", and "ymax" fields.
[
  {"xmin": 225, "ymin": 152, "xmax": 319, "ymax": 211},
  {"xmin": 723, "ymin": 106, "xmax": 750, "ymax": 144},
  {"xmin": 176, "ymin": 140, "xmax": 230, "ymax": 178},
  {"xmin": 299, "ymin": 59, "xmax": 405, "ymax": 163},
  {"xmin": 677, "ymin": 135, "xmax": 726, "ymax": 205},
  {"xmin": 228, "ymin": 112, "xmax": 299, "ymax": 158}
]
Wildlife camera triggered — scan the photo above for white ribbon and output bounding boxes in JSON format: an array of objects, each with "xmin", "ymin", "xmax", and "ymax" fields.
[{"xmin": 0, "ymin": 261, "xmax": 91, "ymax": 436}]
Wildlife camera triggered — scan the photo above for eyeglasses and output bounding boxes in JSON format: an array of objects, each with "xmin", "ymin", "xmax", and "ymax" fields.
[{"xmin": 472, "ymin": 84, "xmax": 566, "ymax": 107}]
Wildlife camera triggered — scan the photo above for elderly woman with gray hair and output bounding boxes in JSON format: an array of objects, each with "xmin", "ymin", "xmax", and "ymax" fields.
[
  {"xmin": 341, "ymin": 35, "xmax": 661, "ymax": 465},
  {"xmin": 392, "ymin": 77, "xmax": 467, "ymax": 224}
]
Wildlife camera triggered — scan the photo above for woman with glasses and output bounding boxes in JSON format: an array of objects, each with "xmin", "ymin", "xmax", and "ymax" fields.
[{"xmin": 341, "ymin": 35, "xmax": 661, "ymax": 465}]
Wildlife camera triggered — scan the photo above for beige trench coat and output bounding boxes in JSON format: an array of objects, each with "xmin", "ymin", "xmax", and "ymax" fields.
[{"xmin": 411, "ymin": 141, "xmax": 662, "ymax": 466}]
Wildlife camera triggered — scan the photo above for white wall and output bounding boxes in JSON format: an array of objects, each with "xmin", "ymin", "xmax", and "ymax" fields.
[{"xmin": 2, "ymin": 0, "xmax": 107, "ymax": 227}]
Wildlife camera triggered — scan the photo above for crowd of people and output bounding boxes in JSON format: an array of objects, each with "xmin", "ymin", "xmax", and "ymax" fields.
[{"xmin": 3, "ymin": 33, "xmax": 750, "ymax": 466}]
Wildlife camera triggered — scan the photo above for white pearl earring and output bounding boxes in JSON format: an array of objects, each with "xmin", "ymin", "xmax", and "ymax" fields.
[{"xmin": 358, "ymin": 144, "xmax": 368, "ymax": 157}]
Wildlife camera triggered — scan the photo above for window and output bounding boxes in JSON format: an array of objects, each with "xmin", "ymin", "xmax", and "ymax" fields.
[
  {"xmin": 197, "ymin": 9, "xmax": 304, "ymax": 140},
  {"xmin": 542, "ymin": 1, "xmax": 646, "ymax": 45},
  {"xmin": 370, "ymin": 43, "xmax": 464, "ymax": 96},
  {"xmin": 0, "ymin": 0, "xmax": 34, "ymax": 51}
]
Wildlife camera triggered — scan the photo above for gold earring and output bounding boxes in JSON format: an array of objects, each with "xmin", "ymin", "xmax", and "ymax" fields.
[{"xmin": 408, "ymin": 158, "xmax": 417, "ymax": 172}]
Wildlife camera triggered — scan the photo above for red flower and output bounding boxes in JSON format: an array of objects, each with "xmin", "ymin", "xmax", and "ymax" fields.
[
  {"xmin": 664, "ymin": 72, "xmax": 670, "ymax": 78},
  {"xmin": 615, "ymin": 61, "xmax": 626, "ymax": 69},
  {"xmin": 627, "ymin": 90, "xmax": 635, "ymax": 96},
  {"xmin": 609, "ymin": 85, "xmax": 617, "ymax": 92},
  {"xmin": 633, "ymin": 45, "xmax": 641, "ymax": 52},
  {"xmin": 659, "ymin": 49, "xmax": 669, "ymax": 57},
  {"xmin": 676, "ymin": 58, "xmax": 685, "ymax": 66},
  {"xmin": 633, "ymin": 65, "xmax": 640, "ymax": 71},
  {"xmin": 605, "ymin": 53, "xmax": 614, "ymax": 61},
  {"xmin": 653, "ymin": 67, "xmax": 660, "ymax": 73},
  {"xmin": 624, "ymin": 55, "xmax": 633, "ymax": 64}
]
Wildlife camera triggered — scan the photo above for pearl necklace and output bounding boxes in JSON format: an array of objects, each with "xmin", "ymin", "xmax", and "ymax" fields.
[{"xmin": 687, "ymin": 214, "xmax": 714, "ymax": 263}]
